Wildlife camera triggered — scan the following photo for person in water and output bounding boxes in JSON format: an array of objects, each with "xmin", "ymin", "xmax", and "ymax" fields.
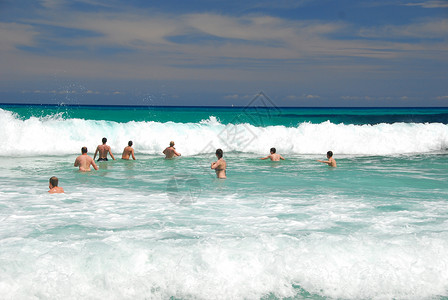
[
  {"xmin": 48, "ymin": 176, "xmax": 64, "ymax": 193},
  {"xmin": 260, "ymin": 147, "xmax": 285, "ymax": 161},
  {"xmin": 94, "ymin": 137, "xmax": 115, "ymax": 161},
  {"xmin": 122, "ymin": 140, "xmax": 136, "ymax": 160},
  {"xmin": 211, "ymin": 148, "xmax": 227, "ymax": 179},
  {"xmin": 74, "ymin": 147, "xmax": 99, "ymax": 171},
  {"xmin": 317, "ymin": 151, "xmax": 337, "ymax": 167},
  {"xmin": 163, "ymin": 141, "xmax": 181, "ymax": 159}
]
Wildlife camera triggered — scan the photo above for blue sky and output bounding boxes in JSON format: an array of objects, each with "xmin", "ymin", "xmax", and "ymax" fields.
[{"xmin": 1, "ymin": 0, "xmax": 447, "ymax": 106}]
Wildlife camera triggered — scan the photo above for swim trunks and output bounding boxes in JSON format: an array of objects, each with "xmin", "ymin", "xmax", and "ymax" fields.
[{"xmin": 97, "ymin": 157, "xmax": 108, "ymax": 161}]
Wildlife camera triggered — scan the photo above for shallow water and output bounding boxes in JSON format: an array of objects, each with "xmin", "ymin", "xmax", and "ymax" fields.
[
  {"xmin": 0, "ymin": 105, "xmax": 448, "ymax": 299},
  {"xmin": 1, "ymin": 153, "xmax": 448, "ymax": 299}
]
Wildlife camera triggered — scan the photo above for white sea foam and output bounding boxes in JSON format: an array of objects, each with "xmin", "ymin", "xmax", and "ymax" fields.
[{"xmin": 1, "ymin": 109, "xmax": 447, "ymax": 156}]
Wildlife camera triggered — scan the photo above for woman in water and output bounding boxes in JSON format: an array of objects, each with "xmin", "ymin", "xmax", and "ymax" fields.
[{"xmin": 211, "ymin": 148, "xmax": 227, "ymax": 179}]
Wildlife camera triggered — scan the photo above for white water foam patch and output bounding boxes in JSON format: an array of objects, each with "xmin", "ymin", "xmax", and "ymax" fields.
[
  {"xmin": 1, "ymin": 109, "xmax": 447, "ymax": 156},
  {"xmin": 1, "ymin": 233, "xmax": 448, "ymax": 299}
]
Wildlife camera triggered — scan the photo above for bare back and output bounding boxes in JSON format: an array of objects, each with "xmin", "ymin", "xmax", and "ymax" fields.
[
  {"xmin": 269, "ymin": 154, "xmax": 283, "ymax": 161},
  {"xmin": 122, "ymin": 146, "xmax": 135, "ymax": 160},
  {"xmin": 74, "ymin": 154, "xmax": 98, "ymax": 171},
  {"xmin": 163, "ymin": 147, "xmax": 180, "ymax": 159},
  {"xmin": 96, "ymin": 144, "xmax": 110, "ymax": 159}
]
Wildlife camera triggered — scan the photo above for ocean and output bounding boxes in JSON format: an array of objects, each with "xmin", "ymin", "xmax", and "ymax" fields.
[{"xmin": 0, "ymin": 104, "xmax": 447, "ymax": 299}]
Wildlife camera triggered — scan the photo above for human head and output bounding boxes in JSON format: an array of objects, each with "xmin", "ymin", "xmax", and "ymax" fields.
[
  {"xmin": 327, "ymin": 151, "xmax": 333, "ymax": 158},
  {"xmin": 49, "ymin": 176, "xmax": 58, "ymax": 188},
  {"xmin": 81, "ymin": 147, "xmax": 88, "ymax": 154},
  {"xmin": 216, "ymin": 148, "xmax": 223, "ymax": 159},
  {"xmin": 170, "ymin": 141, "xmax": 175, "ymax": 147},
  {"xmin": 102, "ymin": 137, "xmax": 107, "ymax": 144},
  {"xmin": 128, "ymin": 141, "xmax": 133, "ymax": 147},
  {"xmin": 270, "ymin": 147, "xmax": 276, "ymax": 154}
]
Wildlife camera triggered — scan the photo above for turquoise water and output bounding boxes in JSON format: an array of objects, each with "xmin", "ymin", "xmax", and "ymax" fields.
[{"xmin": 0, "ymin": 105, "xmax": 448, "ymax": 299}]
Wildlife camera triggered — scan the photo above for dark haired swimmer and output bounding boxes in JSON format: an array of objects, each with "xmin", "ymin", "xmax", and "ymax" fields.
[
  {"xmin": 122, "ymin": 140, "xmax": 136, "ymax": 160},
  {"xmin": 94, "ymin": 137, "xmax": 115, "ymax": 161},
  {"xmin": 48, "ymin": 176, "xmax": 64, "ymax": 194},
  {"xmin": 74, "ymin": 147, "xmax": 99, "ymax": 171},
  {"xmin": 260, "ymin": 147, "xmax": 285, "ymax": 161},
  {"xmin": 211, "ymin": 148, "xmax": 226, "ymax": 179},
  {"xmin": 317, "ymin": 151, "xmax": 337, "ymax": 167}
]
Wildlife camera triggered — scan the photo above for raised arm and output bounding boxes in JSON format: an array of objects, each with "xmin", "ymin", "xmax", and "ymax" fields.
[
  {"xmin": 317, "ymin": 159, "xmax": 330, "ymax": 165},
  {"xmin": 211, "ymin": 161, "xmax": 219, "ymax": 169}
]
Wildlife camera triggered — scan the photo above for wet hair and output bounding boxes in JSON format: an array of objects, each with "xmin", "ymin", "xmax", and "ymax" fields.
[
  {"xmin": 270, "ymin": 147, "xmax": 276, "ymax": 153},
  {"xmin": 102, "ymin": 137, "xmax": 107, "ymax": 144},
  {"xmin": 49, "ymin": 176, "xmax": 58, "ymax": 187},
  {"xmin": 128, "ymin": 141, "xmax": 133, "ymax": 146},
  {"xmin": 170, "ymin": 141, "xmax": 175, "ymax": 147},
  {"xmin": 81, "ymin": 147, "xmax": 88, "ymax": 154},
  {"xmin": 327, "ymin": 151, "xmax": 333, "ymax": 157},
  {"xmin": 216, "ymin": 148, "xmax": 223, "ymax": 159}
]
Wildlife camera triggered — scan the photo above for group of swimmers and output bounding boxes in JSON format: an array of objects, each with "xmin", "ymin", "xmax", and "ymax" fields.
[{"xmin": 48, "ymin": 137, "xmax": 337, "ymax": 193}]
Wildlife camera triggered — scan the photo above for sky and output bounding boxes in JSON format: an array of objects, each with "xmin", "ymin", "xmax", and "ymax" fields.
[{"xmin": 0, "ymin": 0, "xmax": 447, "ymax": 107}]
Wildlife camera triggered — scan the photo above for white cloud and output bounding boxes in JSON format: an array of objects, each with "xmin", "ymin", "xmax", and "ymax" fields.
[
  {"xmin": 403, "ymin": 1, "xmax": 448, "ymax": 8},
  {"xmin": 224, "ymin": 94, "xmax": 240, "ymax": 99}
]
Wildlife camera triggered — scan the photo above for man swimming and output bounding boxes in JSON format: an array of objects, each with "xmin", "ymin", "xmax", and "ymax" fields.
[
  {"xmin": 74, "ymin": 147, "xmax": 99, "ymax": 171},
  {"xmin": 317, "ymin": 151, "xmax": 337, "ymax": 167},
  {"xmin": 260, "ymin": 147, "xmax": 285, "ymax": 161},
  {"xmin": 163, "ymin": 141, "xmax": 181, "ymax": 159},
  {"xmin": 94, "ymin": 137, "xmax": 115, "ymax": 161},
  {"xmin": 211, "ymin": 148, "xmax": 227, "ymax": 179},
  {"xmin": 48, "ymin": 176, "xmax": 64, "ymax": 194},
  {"xmin": 122, "ymin": 140, "xmax": 136, "ymax": 160}
]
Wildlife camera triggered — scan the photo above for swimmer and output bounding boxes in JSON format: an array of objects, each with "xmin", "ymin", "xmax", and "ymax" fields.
[
  {"xmin": 163, "ymin": 141, "xmax": 181, "ymax": 159},
  {"xmin": 317, "ymin": 151, "xmax": 337, "ymax": 167},
  {"xmin": 48, "ymin": 176, "xmax": 64, "ymax": 194},
  {"xmin": 74, "ymin": 147, "xmax": 99, "ymax": 171},
  {"xmin": 122, "ymin": 140, "xmax": 136, "ymax": 160},
  {"xmin": 260, "ymin": 147, "xmax": 285, "ymax": 161},
  {"xmin": 94, "ymin": 137, "xmax": 115, "ymax": 161},
  {"xmin": 211, "ymin": 148, "xmax": 226, "ymax": 179}
]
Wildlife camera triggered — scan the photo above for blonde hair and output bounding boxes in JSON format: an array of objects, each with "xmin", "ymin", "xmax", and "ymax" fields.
[{"xmin": 170, "ymin": 141, "xmax": 175, "ymax": 147}]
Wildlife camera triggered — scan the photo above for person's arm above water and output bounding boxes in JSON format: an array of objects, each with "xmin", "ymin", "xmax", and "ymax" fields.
[
  {"xmin": 173, "ymin": 149, "xmax": 181, "ymax": 157},
  {"xmin": 93, "ymin": 146, "xmax": 99, "ymax": 160},
  {"xmin": 260, "ymin": 155, "xmax": 271, "ymax": 160},
  {"xmin": 211, "ymin": 161, "xmax": 219, "ymax": 169},
  {"xmin": 90, "ymin": 157, "xmax": 99, "ymax": 170},
  {"xmin": 131, "ymin": 148, "xmax": 136, "ymax": 160},
  {"xmin": 74, "ymin": 157, "xmax": 80, "ymax": 167},
  {"xmin": 279, "ymin": 155, "xmax": 285, "ymax": 160},
  {"xmin": 108, "ymin": 148, "xmax": 116, "ymax": 160}
]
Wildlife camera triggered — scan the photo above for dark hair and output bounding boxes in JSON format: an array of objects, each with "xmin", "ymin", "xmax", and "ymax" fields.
[
  {"xmin": 327, "ymin": 151, "xmax": 333, "ymax": 157},
  {"xmin": 270, "ymin": 147, "xmax": 276, "ymax": 153},
  {"xmin": 128, "ymin": 141, "xmax": 133, "ymax": 146},
  {"xmin": 102, "ymin": 137, "xmax": 107, "ymax": 144},
  {"xmin": 49, "ymin": 176, "xmax": 58, "ymax": 187},
  {"xmin": 82, "ymin": 147, "xmax": 88, "ymax": 154},
  {"xmin": 216, "ymin": 148, "xmax": 223, "ymax": 159}
]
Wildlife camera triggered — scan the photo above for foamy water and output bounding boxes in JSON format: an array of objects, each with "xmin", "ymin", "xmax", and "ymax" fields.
[
  {"xmin": 0, "ymin": 106, "xmax": 448, "ymax": 299},
  {"xmin": 1, "ymin": 109, "xmax": 447, "ymax": 156}
]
